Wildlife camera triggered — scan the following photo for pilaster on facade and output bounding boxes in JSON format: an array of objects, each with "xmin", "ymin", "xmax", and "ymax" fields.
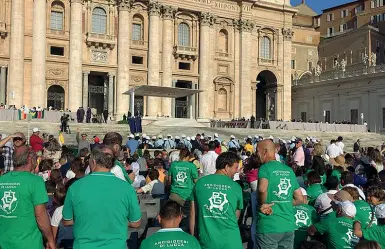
[
  {"xmin": 149, "ymin": 1, "xmax": 162, "ymax": 16},
  {"xmin": 282, "ymin": 28, "xmax": 294, "ymax": 41}
]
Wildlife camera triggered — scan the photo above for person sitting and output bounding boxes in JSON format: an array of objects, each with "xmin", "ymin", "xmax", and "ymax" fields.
[
  {"xmin": 343, "ymin": 187, "xmax": 375, "ymax": 227},
  {"xmin": 137, "ymin": 169, "xmax": 165, "ymax": 198},
  {"xmin": 305, "ymin": 171, "xmax": 327, "ymax": 206},
  {"xmin": 139, "ymin": 200, "xmax": 201, "ymax": 249}
]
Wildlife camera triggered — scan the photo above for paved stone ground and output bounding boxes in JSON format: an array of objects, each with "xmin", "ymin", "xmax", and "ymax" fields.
[{"xmin": 0, "ymin": 120, "xmax": 384, "ymax": 151}]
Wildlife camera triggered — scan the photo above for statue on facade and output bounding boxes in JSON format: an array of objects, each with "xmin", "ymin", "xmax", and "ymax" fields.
[
  {"xmin": 334, "ymin": 60, "xmax": 339, "ymax": 70},
  {"xmin": 340, "ymin": 59, "xmax": 347, "ymax": 72},
  {"xmin": 362, "ymin": 52, "xmax": 369, "ymax": 67},
  {"xmin": 371, "ymin": 52, "xmax": 377, "ymax": 67},
  {"xmin": 315, "ymin": 64, "xmax": 322, "ymax": 77}
]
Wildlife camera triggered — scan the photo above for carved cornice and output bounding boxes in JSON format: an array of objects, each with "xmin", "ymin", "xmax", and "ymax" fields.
[
  {"xmin": 200, "ymin": 12, "xmax": 215, "ymax": 26},
  {"xmin": 162, "ymin": 5, "xmax": 176, "ymax": 20},
  {"xmin": 149, "ymin": 2, "xmax": 162, "ymax": 16},
  {"xmin": 282, "ymin": 28, "xmax": 294, "ymax": 41},
  {"xmin": 238, "ymin": 19, "xmax": 254, "ymax": 32},
  {"xmin": 118, "ymin": 0, "xmax": 132, "ymax": 11}
]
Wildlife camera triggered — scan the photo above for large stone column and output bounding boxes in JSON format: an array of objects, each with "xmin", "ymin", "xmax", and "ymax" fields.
[
  {"xmin": 0, "ymin": 66, "xmax": 6, "ymax": 104},
  {"xmin": 282, "ymin": 28, "xmax": 294, "ymax": 121},
  {"xmin": 8, "ymin": 0, "xmax": 25, "ymax": 107},
  {"xmin": 161, "ymin": 5, "xmax": 175, "ymax": 117},
  {"xmin": 68, "ymin": 0, "xmax": 83, "ymax": 112},
  {"xmin": 82, "ymin": 71, "xmax": 89, "ymax": 108},
  {"xmin": 239, "ymin": 19, "xmax": 254, "ymax": 118},
  {"xmin": 198, "ymin": 12, "xmax": 212, "ymax": 120},
  {"xmin": 108, "ymin": 73, "xmax": 114, "ymax": 115},
  {"xmin": 116, "ymin": 0, "xmax": 131, "ymax": 117},
  {"xmin": 147, "ymin": 2, "xmax": 161, "ymax": 117},
  {"xmin": 31, "ymin": 0, "xmax": 47, "ymax": 108}
]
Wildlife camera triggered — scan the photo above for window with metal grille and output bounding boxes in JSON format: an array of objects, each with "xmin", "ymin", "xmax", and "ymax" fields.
[
  {"xmin": 261, "ymin": 36, "xmax": 271, "ymax": 59},
  {"xmin": 132, "ymin": 23, "xmax": 142, "ymax": 41},
  {"xmin": 178, "ymin": 23, "xmax": 190, "ymax": 46},
  {"xmin": 51, "ymin": 11, "xmax": 63, "ymax": 30},
  {"xmin": 92, "ymin": 7, "xmax": 107, "ymax": 34}
]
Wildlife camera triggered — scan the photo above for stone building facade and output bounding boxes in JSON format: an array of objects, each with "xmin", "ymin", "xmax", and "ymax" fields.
[{"xmin": 0, "ymin": 0, "xmax": 296, "ymax": 120}]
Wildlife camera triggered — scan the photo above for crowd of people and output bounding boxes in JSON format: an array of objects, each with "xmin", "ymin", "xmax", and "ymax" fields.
[{"xmin": 0, "ymin": 128, "xmax": 385, "ymax": 249}]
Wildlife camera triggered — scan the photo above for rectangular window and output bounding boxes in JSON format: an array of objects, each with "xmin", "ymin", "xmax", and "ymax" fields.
[
  {"xmin": 50, "ymin": 11, "xmax": 63, "ymax": 31},
  {"xmin": 50, "ymin": 46, "xmax": 64, "ymax": 56},
  {"xmin": 132, "ymin": 23, "xmax": 142, "ymax": 41},
  {"xmin": 132, "ymin": 56, "xmax": 143, "ymax": 65},
  {"xmin": 301, "ymin": 112, "xmax": 307, "ymax": 122},
  {"xmin": 341, "ymin": 9, "xmax": 348, "ymax": 18},
  {"xmin": 179, "ymin": 62, "xmax": 191, "ymax": 70},
  {"xmin": 325, "ymin": 111, "xmax": 331, "ymax": 123},
  {"xmin": 351, "ymin": 109, "xmax": 358, "ymax": 124},
  {"xmin": 291, "ymin": 59, "xmax": 296, "ymax": 69},
  {"xmin": 327, "ymin": 27, "xmax": 334, "ymax": 36},
  {"xmin": 340, "ymin": 23, "xmax": 348, "ymax": 32},
  {"xmin": 355, "ymin": 5, "xmax": 363, "ymax": 14},
  {"xmin": 327, "ymin": 13, "xmax": 333, "ymax": 22}
]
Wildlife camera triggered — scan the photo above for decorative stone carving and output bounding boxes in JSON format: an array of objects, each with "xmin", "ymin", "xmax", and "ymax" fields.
[
  {"xmin": 162, "ymin": 5, "xmax": 176, "ymax": 20},
  {"xmin": 118, "ymin": 0, "xmax": 132, "ymax": 11},
  {"xmin": 91, "ymin": 50, "xmax": 107, "ymax": 62},
  {"xmin": 132, "ymin": 76, "xmax": 144, "ymax": 84},
  {"xmin": 362, "ymin": 52, "xmax": 369, "ymax": 67},
  {"xmin": 371, "ymin": 52, "xmax": 377, "ymax": 66},
  {"xmin": 282, "ymin": 28, "xmax": 294, "ymax": 40},
  {"xmin": 314, "ymin": 64, "xmax": 322, "ymax": 77},
  {"xmin": 149, "ymin": 1, "xmax": 161, "ymax": 16},
  {"xmin": 340, "ymin": 59, "xmax": 347, "ymax": 72},
  {"xmin": 233, "ymin": 19, "xmax": 254, "ymax": 32},
  {"xmin": 200, "ymin": 12, "xmax": 215, "ymax": 26},
  {"xmin": 50, "ymin": 68, "xmax": 64, "ymax": 76}
]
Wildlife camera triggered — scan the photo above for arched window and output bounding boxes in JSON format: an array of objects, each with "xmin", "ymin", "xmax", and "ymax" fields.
[
  {"xmin": 50, "ymin": 1, "xmax": 64, "ymax": 31},
  {"xmin": 217, "ymin": 88, "xmax": 228, "ymax": 111},
  {"xmin": 261, "ymin": 36, "xmax": 271, "ymax": 59},
  {"xmin": 132, "ymin": 14, "xmax": 144, "ymax": 41},
  {"xmin": 218, "ymin": 29, "xmax": 228, "ymax": 53},
  {"xmin": 92, "ymin": 7, "xmax": 107, "ymax": 34},
  {"xmin": 178, "ymin": 23, "xmax": 190, "ymax": 47}
]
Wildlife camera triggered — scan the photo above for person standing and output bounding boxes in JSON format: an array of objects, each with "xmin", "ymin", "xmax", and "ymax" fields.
[
  {"xmin": 190, "ymin": 152, "xmax": 243, "ymax": 249},
  {"xmin": 336, "ymin": 136, "xmax": 345, "ymax": 152},
  {"xmin": 0, "ymin": 133, "xmax": 27, "ymax": 173},
  {"xmin": 29, "ymin": 127, "xmax": 44, "ymax": 153},
  {"xmin": 0, "ymin": 145, "xmax": 55, "ymax": 249},
  {"xmin": 76, "ymin": 129, "xmax": 91, "ymax": 154},
  {"xmin": 250, "ymin": 115, "xmax": 256, "ymax": 129},
  {"xmin": 292, "ymin": 138, "xmax": 305, "ymax": 168},
  {"xmin": 353, "ymin": 139, "xmax": 360, "ymax": 153},
  {"xmin": 63, "ymin": 147, "xmax": 141, "ymax": 249},
  {"xmin": 200, "ymin": 141, "xmax": 218, "ymax": 176},
  {"xmin": 256, "ymin": 139, "xmax": 303, "ymax": 249},
  {"xmin": 86, "ymin": 107, "xmax": 91, "ymax": 123},
  {"xmin": 76, "ymin": 107, "xmax": 85, "ymax": 123},
  {"xmin": 103, "ymin": 109, "xmax": 108, "ymax": 123}
]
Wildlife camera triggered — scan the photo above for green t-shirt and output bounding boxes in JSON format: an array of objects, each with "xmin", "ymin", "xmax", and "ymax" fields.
[
  {"xmin": 169, "ymin": 161, "xmax": 199, "ymax": 201},
  {"xmin": 293, "ymin": 204, "xmax": 317, "ymax": 249},
  {"xmin": 256, "ymin": 160, "xmax": 300, "ymax": 233},
  {"xmin": 354, "ymin": 200, "xmax": 376, "ymax": 227},
  {"xmin": 362, "ymin": 224, "xmax": 385, "ymax": 249},
  {"xmin": 0, "ymin": 171, "xmax": 48, "ymax": 249},
  {"xmin": 63, "ymin": 172, "xmax": 142, "ymax": 249},
  {"xmin": 140, "ymin": 228, "xmax": 201, "ymax": 249},
  {"xmin": 306, "ymin": 184, "xmax": 327, "ymax": 206},
  {"xmin": 192, "ymin": 174, "xmax": 243, "ymax": 249},
  {"xmin": 315, "ymin": 216, "xmax": 359, "ymax": 249}
]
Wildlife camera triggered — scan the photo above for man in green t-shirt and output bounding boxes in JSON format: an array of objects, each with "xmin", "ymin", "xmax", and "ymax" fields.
[
  {"xmin": 0, "ymin": 145, "xmax": 55, "ymax": 249},
  {"xmin": 256, "ymin": 139, "xmax": 303, "ymax": 249},
  {"xmin": 354, "ymin": 203, "xmax": 385, "ymax": 249},
  {"xmin": 308, "ymin": 190, "xmax": 359, "ymax": 249},
  {"xmin": 190, "ymin": 152, "xmax": 243, "ymax": 249},
  {"xmin": 140, "ymin": 200, "xmax": 201, "ymax": 249},
  {"xmin": 293, "ymin": 188, "xmax": 317, "ymax": 249},
  {"xmin": 305, "ymin": 171, "xmax": 327, "ymax": 206},
  {"xmin": 62, "ymin": 147, "xmax": 142, "ymax": 249}
]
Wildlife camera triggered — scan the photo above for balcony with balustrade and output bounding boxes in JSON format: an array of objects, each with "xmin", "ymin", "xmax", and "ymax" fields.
[
  {"xmin": 173, "ymin": 46, "xmax": 198, "ymax": 60},
  {"xmin": 86, "ymin": 33, "xmax": 116, "ymax": 50},
  {"xmin": 130, "ymin": 39, "xmax": 148, "ymax": 50},
  {"xmin": 215, "ymin": 51, "xmax": 232, "ymax": 61}
]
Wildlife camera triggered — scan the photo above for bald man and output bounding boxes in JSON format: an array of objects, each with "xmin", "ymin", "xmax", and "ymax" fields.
[{"xmin": 255, "ymin": 139, "xmax": 303, "ymax": 249}]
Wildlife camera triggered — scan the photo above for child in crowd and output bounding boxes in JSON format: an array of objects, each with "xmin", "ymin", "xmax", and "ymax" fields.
[{"xmin": 137, "ymin": 169, "xmax": 165, "ymax": 198}]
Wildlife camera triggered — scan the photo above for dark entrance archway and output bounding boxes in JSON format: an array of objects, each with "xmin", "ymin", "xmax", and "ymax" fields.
[
  {"xmin": 256, "ymin": 70, "xmax": 277, "ymax": 120},
  {"xmin": 88, "ymin": 73, "xmax": 106, "ymax": 113},
  {"xmin": 175, "ymin": 80, "xmax": 192, "ymax": 118},
  {"xmin": 47, "ymin": 85, "xmax": 65, "ymax": 110}
]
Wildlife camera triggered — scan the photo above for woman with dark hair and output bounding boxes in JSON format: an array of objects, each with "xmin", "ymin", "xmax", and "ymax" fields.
[
  {"xmin": 244, "ymin": 154, "xmax": 261, "ymax": 192},
  {"xmin": 370, "ymin": 149, "xmax": 384, "ymax": 172},
  {"xmin": 309, "ymin": 143, "xmax": 327, "ymax": 184}
]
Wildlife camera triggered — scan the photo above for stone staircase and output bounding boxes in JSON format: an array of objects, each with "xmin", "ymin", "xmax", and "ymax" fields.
[{"xmin": 0, "ymin": 120, "xmax": 384, "ymax": 151}]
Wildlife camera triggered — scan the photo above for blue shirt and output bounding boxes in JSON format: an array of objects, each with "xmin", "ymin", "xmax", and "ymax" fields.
[{"xmin": 126, "ymin": 139, "xmax": 139, "ymax": 156}]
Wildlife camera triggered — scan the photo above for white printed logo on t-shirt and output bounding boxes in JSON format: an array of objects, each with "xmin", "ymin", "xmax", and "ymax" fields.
[{"xmin": 0, "ymin": 190, "xmax": 18, "ymax": 215}]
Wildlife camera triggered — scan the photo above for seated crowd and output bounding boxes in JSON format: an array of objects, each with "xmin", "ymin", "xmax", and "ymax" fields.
[{"xmin": 0, "ymin": 129, "xmax": 384, "ymax": 249}]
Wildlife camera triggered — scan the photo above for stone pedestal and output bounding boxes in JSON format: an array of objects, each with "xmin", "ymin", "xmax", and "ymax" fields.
[
  {"xmin": 8, "ymin": 0, "xmax": 24, "ymax": 107},
  {"xmin": 68, "ymin": 0, "xmax": 83, "ymax": 112},
  {"xmin": 31, "ymin": 0, "xmax": 46, "ymax": 108}
]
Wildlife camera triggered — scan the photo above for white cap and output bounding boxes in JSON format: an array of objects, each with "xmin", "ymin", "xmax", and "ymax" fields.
[
  {"xmin": 167, "ymin": 134, "xmax": 171, "ymax": 137},
  {"xmin": 135, "ymin": 133, "xmax": 140, "ymax": 137},
  {"xmin": 142, "ymin": 133, "xmax": 146, "ymax": 137},
  {"xmin": 214, "ymin": 133, "xmax": 219, "ymax": 138},
  {"xmin": 187, "ymin": 136, "xmax": 191, "ymax": 141},
  {"xmin": 181, "ymin": 134, "xmax": 186, "ymax": 138},
  {"xmin": 335, "ymin": 201, "xmax": 356, "ymax": 217},
  {"xmin": 32, "ymin": 128, "xmax": 40, "ymax": 133},
  {"xmin": 300, "ymin": 187, "xmax": 307, "ymax": 196},
  {"xmin": 128, "ymin": 134, "xmax": 134, "ymax": 138},
  {"xmin": 175, "ymin": 136, "xmax": 180, "ymax": 139},
  {"xmin": 152, "ymin": 136, "xmax": 156, "ymax": 140},
  {"xmin": 375, "ymin": 204, "xmax": 385, "ymax": 218},
  {"xmin": 268, "ymin": 135, "xmax": 274, "ymax": 139},
  {"xmin": 145, "ymin": 136, "xmax": 150, "ymax": 140},
  {"xmin": 291, "ymin": 136, "xmax": 297, "ymax": 142},
  {"xmin": 314, "ymin": 193, "xmax": 333, "ymax": 215},
  {"xmin": 254, "ymin": 135, "xmax": 259, "ymax": 138},
  {"xmin": 158, "ymin": 134, "xmax": 163, "ymax": 139},
  {"xmin": 163, "ymin": 138, "xmax": 168, "ymax": 140},
  {"xmin": 248, "ymin": 135, "xmax": 252, "ymax": 139},
  {"xmin": 230, "ymin": 135, "xmax": 235, "ymax": 139},
  {"xmin": 191, "ymin": 137, "xmax": 195, "ymax": 141},
  {"xmin": 281, "ymin": 140, "xmax": 287, "ymax": 144}
]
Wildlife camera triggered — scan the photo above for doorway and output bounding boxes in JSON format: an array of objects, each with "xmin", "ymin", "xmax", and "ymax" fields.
[
  {"xmin": 175, "ymin": 80, "xmax": 192, "ymax": 118},
  {"xmin": 88, "ymin": 73, "xmax": 106, "ymax": 114},
  {"xmin": 256, "ymin": 70, "xmax": 277, "ymax": 120},
  {"xmin": 47, "ymin": 85, "xmax": 65, "ymax": 110}
]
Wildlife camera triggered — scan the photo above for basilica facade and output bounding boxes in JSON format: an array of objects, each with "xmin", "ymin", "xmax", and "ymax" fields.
[{"xmin": 0, "ymin": 0, "xmax": 295, "ymax": 120}]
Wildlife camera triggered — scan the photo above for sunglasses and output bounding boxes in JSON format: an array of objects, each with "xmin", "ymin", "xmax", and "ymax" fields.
[{"xmin": 13, "ymin": 137, "xmax": 24, "ymax": 142}]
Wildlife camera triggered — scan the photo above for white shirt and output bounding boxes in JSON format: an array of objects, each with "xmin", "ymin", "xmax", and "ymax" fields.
[
  {"xmin": 275, "ymin": 153, "xmax": 281, "ymax": 162},
  {"xmin": 141, "ymin": 180, "xmax": 159, "ymax": 193},
  {"xmin": 344, "ymin": 183, "xmax": 366, "ymax": 200},
  {"xmin": 200, "ymin": 151, "xmax": 218, "ymax": 176},
  {"xmin": 51, "ymin": 206, "xmax": 63, "ymax": 227},
  {"xmin": 326, "ymin": 143, "xmax": 343, "ymax": 158},
  {"xmin": 110, "ymin": 165, "xmax": 126, "ymax": 182},
  {"xmin": 336, "ymin": 141, "xmax": 345, "ymax": 152}
]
